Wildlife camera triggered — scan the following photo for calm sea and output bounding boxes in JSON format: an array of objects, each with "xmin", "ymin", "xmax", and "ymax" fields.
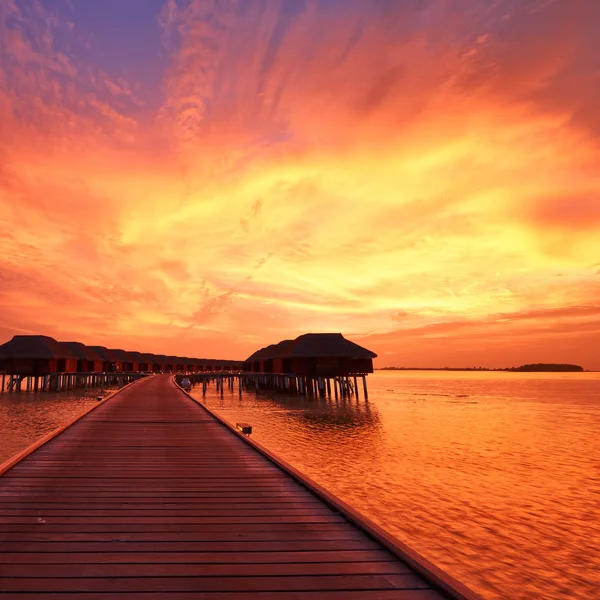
[
  {"xmin": 191, "ymin": 370, "xmax": 600, "ymax": 600},
  {"xmin": 0, "ymin": 385, "xmax": 117, "ymax": 464},
  {"xmin": 1, "ymin": 371, "xmax": 598, "ymax": 600}
]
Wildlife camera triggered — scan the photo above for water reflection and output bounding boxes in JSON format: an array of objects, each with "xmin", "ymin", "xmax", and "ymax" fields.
[
  {"xmin": 0, "ymin": 386, "xmax": 118, "ymax": 463},
  {"xmin": 192, "ymin": 371, "xmax": 600, "ymax": 600}
]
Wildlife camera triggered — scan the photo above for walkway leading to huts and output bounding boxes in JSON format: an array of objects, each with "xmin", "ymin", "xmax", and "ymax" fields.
[{"xmin": 0, "ymin": 375, "xmax": 480, "ymax": 599}]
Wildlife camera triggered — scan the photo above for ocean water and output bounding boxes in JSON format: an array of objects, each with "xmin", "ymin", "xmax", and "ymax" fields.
[
  {"xmin": 0, "ymin": 385, "xmax": 116, "ymax": 464},
  {"xmin": 2, "ymin": 370, "xmax": 598, "ymax": 599},
  {"xmin": 189, "ymin": 370, "xmax": 600, "ymax": 600}
]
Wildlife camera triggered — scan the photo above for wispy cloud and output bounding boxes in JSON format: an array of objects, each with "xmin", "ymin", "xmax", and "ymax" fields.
[{"xmin": 0, "ymin": 0, "xmax": 599, "ymax": 366}]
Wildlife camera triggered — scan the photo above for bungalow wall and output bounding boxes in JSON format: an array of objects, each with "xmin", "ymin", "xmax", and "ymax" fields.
[
  {"xmin": 0, "ymin": 358, "xmax": 78, "ymax": 375},
  {"xmin": 0, "ymin": 358, "xmax": 49, "ymax": 375},
  {"xmin": 55, "ymin": 358, "xmax": 78, "ymax": 373},
  {"xmin": 76, "ymin": 359, "xmax": 103, "ymax": 373},
  {"xmin": 90, "ymin": 360, "xmax": 103, "ymax": 372},
  {"xmin": 287, "ymin": 357, "xmax": 373, "ymax": 377}
]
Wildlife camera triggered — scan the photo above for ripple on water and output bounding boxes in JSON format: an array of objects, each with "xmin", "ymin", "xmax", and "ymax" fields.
[{"xmin": 191, "ymin": 370, "xmax": 600, "ymax": 600}]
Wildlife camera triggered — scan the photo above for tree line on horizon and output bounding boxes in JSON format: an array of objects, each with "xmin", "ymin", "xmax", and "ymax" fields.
[{"xmin": 378, "ymin": 363, "xmax": 584, "ymax": 372}]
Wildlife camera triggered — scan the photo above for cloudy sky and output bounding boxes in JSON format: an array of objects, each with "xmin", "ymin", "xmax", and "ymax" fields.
[{"xmin": 1, "ymin": 0, "xmax": 599, "ymax": 368}]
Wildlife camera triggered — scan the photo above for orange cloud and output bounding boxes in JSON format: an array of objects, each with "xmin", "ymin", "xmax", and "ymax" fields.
[{"xmin": 0, "ymin": 0, "xmax": 599, "ymax": 367}]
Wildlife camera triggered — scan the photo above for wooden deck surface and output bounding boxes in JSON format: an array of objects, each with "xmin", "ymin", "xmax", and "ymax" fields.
[{"xmin": 0, "ymin": 375, "xmax": 456, "ymax": 599}]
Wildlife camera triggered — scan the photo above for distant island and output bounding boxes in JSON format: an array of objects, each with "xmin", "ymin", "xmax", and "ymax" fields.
[
  {"xmin": 378, "ymin": 363, "xmax": 585, "ymax": 372},
  {"xmin": 501, "ymin": 363, "xmax": 584, "ymax": 372}
]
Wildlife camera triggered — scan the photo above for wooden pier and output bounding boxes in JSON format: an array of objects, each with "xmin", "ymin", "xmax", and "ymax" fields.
[{"xmin": 0, "ymin": 375, "xmax": 481, "ymax": 599}]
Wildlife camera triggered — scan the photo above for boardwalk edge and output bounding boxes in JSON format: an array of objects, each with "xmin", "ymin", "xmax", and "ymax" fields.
[
  {"xmin": 174, "ymin": 378, "xmax": 484, "ymax": 600},
  {"xmin": 0, "ymin": 376, "xmax": 148, "ymax": 477}
]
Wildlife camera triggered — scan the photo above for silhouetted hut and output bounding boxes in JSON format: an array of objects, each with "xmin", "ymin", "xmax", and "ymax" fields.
[
  {"xmin": 105, "ymin": 349, "xmax": 130, "ymax": 372},
  {"xmin": 184, "ymin": 358, "xmax": 197, "ymax": 372},
  {"xmin": 137, "ymin": 353, "xmax": 155, "ymax": 372},
  {"xmin": 244, "ymin": 346, "xmax": 278, "ymax": 373},
  {"xmin": 276, "ymin": 333, "xmax": 376, "ymax": 376},
  {"xmin": 125, "ymin": 351, "xmax": 144, "ymax": 372},
  {"xmin": 59, "ymin": 342, "xmax": 104, "ymax": 373},
  {"xmin": 0, "ymin": 335, "xmax": 78, "ymax": 375},
  {"xmin": 153, "ymin": 355, "xmax": 169, "ymax": 372},
  {"xmin": 88, "ymin": 347, "xmax": 116, "ymax": 372},
  {"xmin": 163, "ymin": 356, "xmax": 177, "ymax": 372},
  {"xmin": 271, "ymin": 340, "xmax": 294, "ymax": 373}
]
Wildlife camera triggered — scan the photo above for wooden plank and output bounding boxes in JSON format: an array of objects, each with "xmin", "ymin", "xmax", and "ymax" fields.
[
  {"xmin": 0, "ymin": 550, "xmax": 395, "ymax": 564},
  {"xmin": 0, "ymin": 591, "xmax": 446, "ymax": 600},
  {"xmin": 0, "ymin": 561, "xmax": 410, "ymax": 577},
  {"xmin": 0, "ymin": 573, "xmax": 429, "ymax": 592},
  {"xmin": 0, "ymin": 540, "xmax": 383, "ymax": 552},
  {"xmin": 0, "ymin": 530, "xmax": 377, "ymax": 543}
]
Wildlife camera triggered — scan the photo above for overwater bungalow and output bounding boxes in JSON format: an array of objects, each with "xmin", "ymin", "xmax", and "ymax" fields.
[
  {"xmin": 137, "ymin": 353, "xmax": 155, "ymax": 372},
  {"xmin": 59, "ymin": 342, "xmax": 104, "ymax": 373},
  {"xmin": 106, "ymin": 349, "xmax": 134, "ymax": 372},
  {"xmin": 87, "ymin": 347, "xmax": 117, "ymax": 372},
  {"xmin": 173, "ymin": 357, "xmax": 187, "ymax": 372},
  {"xmin": 0, "ymin": 335, "xmax": 78, "ymax": 375},
  {"xmin": 245, "ymin": 333, "xmax": 376, "ymax": 376},
  {"xmin": 152, "ymin": 355, "xmax": 169, "ymax": 372},
  {"xmin": 125, "ymin": 351, "xmax": 144, "ymax": 372},
  {"xmin": 279, "ymin": 333, "xmax": 376, "ymax": 376}
]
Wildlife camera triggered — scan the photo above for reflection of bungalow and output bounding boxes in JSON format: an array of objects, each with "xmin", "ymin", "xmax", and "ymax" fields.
[
  {"xmin": 244, "ymin": 333, "xmax": 377, "ymax": 376},
  {"xmin": 59, "ymin": 342, "xmax": 104, "ymax": 373},
  {"xmin": 0, "ymin": 335, "xmax": 78, "ymax": 375}
]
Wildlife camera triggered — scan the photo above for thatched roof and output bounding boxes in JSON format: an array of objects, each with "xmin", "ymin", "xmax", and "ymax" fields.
[
  {"xmin": 87, "ymin": 346, "xmax": 112, "ymax": 361},
  {"xmin": 59, "ymin": 342, "xmax": 104, "ymax": 362},
  {"xmin": 245, "ymin": 344, "xmax": 280, "ymax": 362},
  {"xmin": 104, "ymin": 349, "xmax": 128, "ymax": 362},
  {"xmin": 275, "ymin": 333, "xmax": 377, "ymax": 359},
  {"xmin": 0, "ymin": 335, "xmax": 78, "ymax": 360},
  {"xmin": 137, "ymin": 353, "xmax": 156, "ymax": 363}
]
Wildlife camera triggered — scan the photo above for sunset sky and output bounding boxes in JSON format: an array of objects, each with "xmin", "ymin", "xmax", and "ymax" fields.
[{"xmin": 1, "ymin": 0, "xmax": 599, "ymax": 368}]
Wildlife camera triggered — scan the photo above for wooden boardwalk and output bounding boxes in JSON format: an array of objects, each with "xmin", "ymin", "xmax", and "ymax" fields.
[{"xmin": 0, "ymin": 375, "xmax": 479, "ymax": 599}]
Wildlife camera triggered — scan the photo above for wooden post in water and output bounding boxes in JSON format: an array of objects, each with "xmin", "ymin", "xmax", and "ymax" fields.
[
  {"xmin": 354, "ymin": 376, "xmax": 359, "ymax": 399},
  {"xmin": 362, "ymin": 375, "xmax": 368, "ymax": 400}
]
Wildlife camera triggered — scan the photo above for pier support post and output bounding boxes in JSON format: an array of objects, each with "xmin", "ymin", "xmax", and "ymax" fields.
[{"xmin": 362, "ymin": 375, "xmax": 368, "ymax": 400}]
